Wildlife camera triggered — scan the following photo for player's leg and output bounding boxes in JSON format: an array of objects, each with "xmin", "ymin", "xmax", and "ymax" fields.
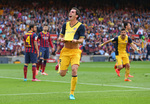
[
  {"xmin": 41, "ymin": 47, "xmax": 49, "ymax": 75},
  {"xmin": 41, "ymin": 59, "xmax": 48, "ymax": 75},
  {"xmin": 59, "ymin": 57, "xmax": 70, "ymax": 77},
  {"xmin": 128, "ymin": 53, "xmax": 134, "ymax": 77},
  {"xmin": 24, "ymin": 63, "xmax": 28, "ymax": 81},
  {"xmin": 123, "ymin": 56, "xmax": 131, "ymax": 81},
  {"xmin": 36, "ymin": 56, "xmax": 41, "ymax": 71},
  {"xmin": 39, "ymin": 47, "xmax": 45, "ymax": 74},
  {"xmin": 30, "ymin": 53, "xmax": 40, "ymax": 81},
  {"xmin": 69, "ymin": 49, "xmax": 81, "ymax": 100},
  {"xmin": 23, "ymin": 52, "xmax": 29, "ymax": 81},
  {"xmin": 69, "ymin": 64, "xmax": 78, "ymax": 100},
  {"xmin": 36, "ymin": 56, "xmax": 42, "ymax": 75},
  {"xmin": 115, "ymin": 56, "xmax": 123, "ymax": 77}
]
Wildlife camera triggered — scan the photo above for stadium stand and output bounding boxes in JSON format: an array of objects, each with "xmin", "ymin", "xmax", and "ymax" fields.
[{"xmin": 0, "ymin": 0, "xmax": 150, "ymax": 61}]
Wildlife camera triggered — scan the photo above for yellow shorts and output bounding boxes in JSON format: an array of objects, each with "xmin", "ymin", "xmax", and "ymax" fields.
[
  {"xmin": 116, "ymin": 54, "xmax": 129, "ymax": 66},
  {"xmin": 59, "ymin": 48, "xmax": 82, "ymax": 70}
]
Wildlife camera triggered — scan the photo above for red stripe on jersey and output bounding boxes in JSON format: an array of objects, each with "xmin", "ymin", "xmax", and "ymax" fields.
[
  {"xmin": 31, "ymin": 33, "xmax": 34, "ymax": 53},
  {"xmin": 25, "ymin": 35, "xmax": 28, "ymax": 52},
  {"xmin": 40, "ymin": 32, "xmax": 43, "ymax": 46},
  {"xmin": 44, "ymin": 33, "xmax": 45, "ymax": 47}
]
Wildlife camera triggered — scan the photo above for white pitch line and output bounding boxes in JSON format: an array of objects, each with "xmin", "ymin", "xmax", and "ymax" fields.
[
  {"xmin": 0, "ymin": 90, "xmax": 147, "ymax": 96},
  {"xmin": 0, "ymin": 76, "xmax": 150, "ymax": 90}
]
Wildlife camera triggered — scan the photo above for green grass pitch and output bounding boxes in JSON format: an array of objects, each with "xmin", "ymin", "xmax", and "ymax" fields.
[{"xmin": 0, "ymin": 61, "xmax": 150, "ymax": 104}]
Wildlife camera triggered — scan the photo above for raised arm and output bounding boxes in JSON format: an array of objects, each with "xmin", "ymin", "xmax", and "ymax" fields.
[
  {"xmin": 132, "ymin": 41, "xmax": 141, "ymax": 47},
  {"xmin": 99, "ymin": 37, "xmax": 117, "ymax": 48},
  {"xmin": 130, "ymin": 43, "xmax": 141, "ymax": 54},
  {"xmin": 128, "ymin": 37, "xmax": 141, "ymax": 54}
]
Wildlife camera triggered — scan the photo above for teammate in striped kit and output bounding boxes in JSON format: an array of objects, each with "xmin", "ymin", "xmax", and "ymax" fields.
[
  {"xmin": 23, "ymin": 24, "xmax": 40, "ymax": 81},
  {"xmin": 36, "ymin": 24, "xmax": 54, "ymax": 75}
]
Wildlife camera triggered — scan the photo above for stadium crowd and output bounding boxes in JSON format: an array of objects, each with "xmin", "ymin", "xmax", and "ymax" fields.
[{"xmin": 0, "ymin": 0, "xmax": 150, "ymax": 61}]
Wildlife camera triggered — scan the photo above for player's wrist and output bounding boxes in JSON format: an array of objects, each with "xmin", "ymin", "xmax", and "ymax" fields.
[{"xmin": 101, "ymin": 43, "xmax": 104, "ymax": 46}]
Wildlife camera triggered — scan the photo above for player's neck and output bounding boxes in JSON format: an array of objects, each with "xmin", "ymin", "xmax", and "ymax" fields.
[
  {"xmin": 126, "ymin": 28, "xmax": 129, "ymax": 32},
  {"xmin": 70, "ymin": 20, "xmax": 78, "ymax": 27},
  {"xmin": 29, "ymin": 30, "xmax": 33, "ymax": 32},
  {"xmin": 43, "ymin": 31, "xmax": 47, "ymax": 34},
  {"xmin": 121, "ymin": 36, "xmax": 125, "ymax": 40}
]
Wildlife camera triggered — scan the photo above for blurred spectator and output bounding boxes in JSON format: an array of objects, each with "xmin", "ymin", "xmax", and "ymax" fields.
[
  {"xmin": 146, "ymin": 42, "xmax": 150, "ymax": 61},
  {"xmin": 0, "ymin": 0, "xmax": 149, "ymax": 59}
]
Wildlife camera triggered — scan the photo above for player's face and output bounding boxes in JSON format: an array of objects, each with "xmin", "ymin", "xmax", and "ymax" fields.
[
  {"xmin": 33, "ymin": 26, "xmax": 37, "ymax": 32},
  {"xmin": 43, "ymin": 26, "xmax": 48, "ymax": 31},
  {"xmin": 69, "ymin": 9, "xmax": 78, "ymax": 21},
  {"xmin": 121, "ymin": 30, "xmax": 126, "ymax": 39},
  {"xmin": 127, "ymin": 23, "xmax": 131, "ymax": 30}
]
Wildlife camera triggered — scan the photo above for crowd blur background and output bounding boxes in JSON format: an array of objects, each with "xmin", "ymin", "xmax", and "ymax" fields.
[{"xmin": 0, "ymin": 0, "xmax": 150, "ymax": 61}]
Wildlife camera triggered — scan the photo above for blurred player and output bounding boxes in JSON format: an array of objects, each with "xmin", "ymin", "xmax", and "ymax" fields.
[
  {"xmin": 58, "ymin": 7, "xmax": 85, "ymax": 100},
  {"xmin": 55, "ymin": 41, "xmax": 64, "ymax": 73},
  {"xmin": 36, "ymin": 39, "xmax": 42, "ymax": 75},
  {"xmin": 36, "ymin": 23, "xmax": 54, "ymax": 75},
  {"xmin": 114, "ymin": 22, "xmax": 134, "ymax": 77},
  {"xmin": 23, "ymin": 24, "xmax": 40, "ymax": 81},
  {"xmin": 99, "ymin": 28, "xmax": 141, "ymax": 81}
]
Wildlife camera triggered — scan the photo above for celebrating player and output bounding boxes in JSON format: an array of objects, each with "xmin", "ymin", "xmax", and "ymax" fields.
[
  {"xmin": 23, "ymin": 24, "xmax": 40, "ymax": 82},
  {"xmin": 36, "ymin": 23, "xmax": 54, "ymax": 75},
  {"xmin": 99, "ymin": 28, "xmax": 141, "ymax": 81},
  {"xmin": 58, "ymin": 7, "xmax": 85, "ymax": 100},
  {"xmin": 114, "ymin": 22, "xmax": 134, "ymax": 77}
]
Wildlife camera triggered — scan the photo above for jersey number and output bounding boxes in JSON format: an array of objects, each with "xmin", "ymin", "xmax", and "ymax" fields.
[{"xmin": 26, "ymin": 36, "xmax": 30, "ymax": 45}]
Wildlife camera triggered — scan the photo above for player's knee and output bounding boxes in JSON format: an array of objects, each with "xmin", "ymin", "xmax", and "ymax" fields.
[
  {"xmin": 126, "ymin": 64, "xmax": 130, "ymax": 68},
  {"xmin": 118, "ymin": 65, "xmax": 123, "ymax": 69},
  {"xmin": 24, "ymin": 63, "xmax": 28, "ymax": 66},
  {"xmin": 60, "ymin": 71, "xmax": 66, "ymax": 77},
  {"xmin": 72, "ymin": 69, "xmax": 77, "ymax": 76},
  {"xmin": 72, "ymin": 66, "xmax": 78, "ymax": 76},
  {"xmin": 32, "ymin": 63, "xmax": 36, "ymax": 66}
]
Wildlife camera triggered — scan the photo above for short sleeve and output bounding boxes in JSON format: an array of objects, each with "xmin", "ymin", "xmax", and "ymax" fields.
[
  {"xmin": 128, "ymin": 37, "xmax": 132, "ymax": 44},
  {"xmin": 79, "ymin": 24, "xmax": 85, "ymax": 39},
  {"xmin": 60, "ymin": 23, "xmax": 66, "ymax": 36},
  {"xmin": 33, "ymin": 33, "xmax": 38, "ymax": 41},
  {"xmin": 38, "ymin": 32, "xmax": 41, "ymax": 39},
  {"xmin": 111, "ymin": 37, "xmax": 118, "ymax": 42}
]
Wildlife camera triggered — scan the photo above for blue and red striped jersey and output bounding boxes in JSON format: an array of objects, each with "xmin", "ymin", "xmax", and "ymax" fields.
[
  {"xmin": 126, "ymin": 30, "xmax": 130, "ymax": 37},
  {"xmin": 23, "ymin": 31, "xmax": 38, "ymax": 53},
  {"xmin": 126, "ymin": 30, "xmax": 131, "ymax": 52},
  {"xmin": 38, "ymin": 31, "xmax": 54, "ymax": 48}
]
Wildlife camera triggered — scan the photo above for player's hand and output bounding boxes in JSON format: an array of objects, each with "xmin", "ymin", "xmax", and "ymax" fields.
[
  {"xmin": 55, "ymin": 50, "xmax": 58, "ymax": 54},
  {"xmin": 52, "ymin": 48, "xmax": 55, "ymax": 52},
  {"xmin": 72, "ymin": 39, "xmax": 78, "ymax": 43},
  {"xmin": 98, "ymin": 44, "xmax": 102, "ymax": 48},
  {"xmin": 59, "ymin": 38, "xmax": 65, "ymax": 42}
]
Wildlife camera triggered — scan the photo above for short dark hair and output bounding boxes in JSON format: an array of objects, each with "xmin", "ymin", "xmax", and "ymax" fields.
[
  {"xmin": 72, "ymin": 7, "xmax": 80, "ymax": 19},
  {"xmin": 121, "ymin": 28, "xmax": 126, "ymax": 31},
  {"xmin": 124, "ymin": 22, "xmax": 130, "ymax": 28},
  {"xmin": 29, "ymin": 24, "xmax": 35, "ymax": 30}
]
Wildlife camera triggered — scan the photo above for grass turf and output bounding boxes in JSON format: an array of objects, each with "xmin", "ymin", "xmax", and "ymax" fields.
[{"xmin": 0, "ymin": 61, "xmax": 150, "ymax": 104}]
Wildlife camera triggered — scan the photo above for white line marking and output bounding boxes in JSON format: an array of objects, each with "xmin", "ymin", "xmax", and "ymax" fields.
[
  {"xmin": 0, "ymin": 90, "xmax": 147, "ymax": 96},
  {"xmin": 0, "ymin": 76, "xmax": 150, "ymax": 90}
]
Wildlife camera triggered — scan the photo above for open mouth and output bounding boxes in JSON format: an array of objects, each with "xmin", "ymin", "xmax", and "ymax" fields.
[{"xmin": 69, "ymin": 16, "xmax": 72, "ymax": 18}]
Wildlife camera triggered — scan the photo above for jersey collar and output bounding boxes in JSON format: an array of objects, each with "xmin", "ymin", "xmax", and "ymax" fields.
[{"xmin": 42, "ymin": 31, "xmax": 47, "ymax": 34}]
